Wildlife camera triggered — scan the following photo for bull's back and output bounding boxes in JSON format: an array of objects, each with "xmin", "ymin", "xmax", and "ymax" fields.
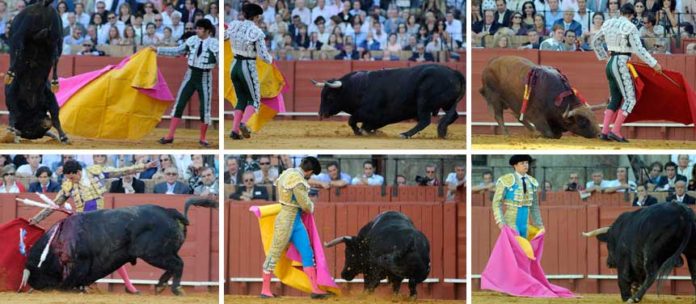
[{"xmin": 481, "ymin": 56, "xmax": 535, "ymax": 108}]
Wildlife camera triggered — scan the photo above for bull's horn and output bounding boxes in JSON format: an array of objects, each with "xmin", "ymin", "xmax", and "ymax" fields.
[
  {"xmin": 311, "ymin": 80, "xmax": 325, "ymax": 87},
  {"xmin": 562, "ymin": 104, "xmax": 571, "ymax": 119},
  {"xmin": 582, "ymin": 226, "xmax": 610, "ymax": 237},
  {"xmin": 324, "ymin": 236, "xmax": 352, "ymax": 247},
  {"xmin": 18, "ymin": 269, "xmax": 29, "ymax": 292},
  {"xmin": 588, "ymin": 102, "xmax": 608, "ymax": 111},
  {"xmin": 326, "ymin": 80, "xmax": 343, "ymax": 88}
]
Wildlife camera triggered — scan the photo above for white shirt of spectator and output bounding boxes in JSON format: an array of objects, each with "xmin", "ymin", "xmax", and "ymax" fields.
[
  {"xmin": 170, "ymin": 23, "xmax": 185, "ymax": 41},
  {"xmin": 311, "ymin": 4, "xmax": 333, "ymax": 26},
  {"xmin": 0, "ymin": 182, "xmax": 20, "ymax": 193},
  {"xmin": 123, "ymin": 178, "xmax": 135, "ymax": 194},
  {"xmin": 604, "ymin": 179, "xmax": 637, "ymax": 192},
  {"xmin": 166, "ymin": 182, "xmax": 177, "ymax": 194},
  {"xmin": 676, "ymin": 194, "xmax": 686, "ymax": 203},
  {"xmin": 352, "ymin": 174, "xmax": 384, "ymax": 186},
  {"xmin": 254, "ymin": 168, "xmax": 279, "ymax": 185},
  {"xmin": 575, "ymin": 8, "xmax": 594, "ymax": 34},
  {"xmin": 263, "ymin": 6, "xmax": 276, "ymax": 26},
  {"xmin": 292, "ymin": 6, "xmax": 311, "ymax": 27},
  {"xmin": 314, "ymin": 172, "xmax": 352, "ymax": 185},
  {"xmin": 16, "ymin": 164, "xmax": 47, "ymax": 177},
  {"xmin": 585, "ymin": 180, "xmax": 613, "ymax": 190},
  {"xmin": 446, "ymin": 18, "xmax": 463, "ymax": 43},
  {"xmin": 678, "ymin": 166, "xmax": 693, "ymax": 184},
  {"xmin": 100, "ymin": 20, "xmax": 126, "ymax": 42},
  {"xmin": 75, "ymin": 12, "xmax": 91, "ymax": 28}
]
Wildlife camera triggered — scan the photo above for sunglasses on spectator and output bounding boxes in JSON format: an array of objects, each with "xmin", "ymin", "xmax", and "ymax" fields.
[
  {"xmin": 4, "ymin": 173, "xmax": 14, "ymax": 176},
  {"xmin": 108, "ymin": 16, "xmax": 116, "ymax": 19},
  {"xmin": 426, "ymin": 170, "xmax": 435, "ymax": 173},
  {"xmin": 203, "ymin": 173, "xmax": 213, "ymax": 177},
  {"xmin": 155, "ymin": 19, "xmax": 162, "ymax": 21},
  {"xmin": 186, "ymin": 27, "xmax": 193, "ymax": 30},
  {"xmin": 160, "ymin": 158, "xmax": 170, "ymax": 161},
  {"xmin": 83, "ymin": 43, "xmax": 93, "ymax": 47},
  {"xmin": 166, "ymin": 173, "xmax": 178, "ymax": 176},
  {"xmin": 260, "ymin": 162, "xmax": 270, "ymax": 165},
  {"xmin": 244, "ymin": 179, "xmax": 254, "ymax": 182}
]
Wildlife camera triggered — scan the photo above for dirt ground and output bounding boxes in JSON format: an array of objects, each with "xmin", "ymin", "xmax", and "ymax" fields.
[
  {"xmin": 0, "ymin": 126, "xmax": 219, "ymax": 149},
  {"xmin": 472, "ymin": 292, "xmax": 695, "ymax": 303},
  {"xmin": 472, "ymin": 134, "xmax": 696, "ymax": 150},
  {"xmin": 224, "ymin": 295, "xmax": 463, "ymax": 303},
  {"xmin": 0, "ymin": 291, "xmax": 217, "ymax": 304},
  {"xmin": 224, "ymin": 120, "xmax": 466, "ymax": 149}
]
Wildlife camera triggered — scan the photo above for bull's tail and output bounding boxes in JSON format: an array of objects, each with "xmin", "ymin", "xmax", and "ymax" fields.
[
  {"xmin": 183, "ymin": 197, "xmax": 218, "ymax": 222},
  {"xmin": 656, "ymin": 204, "xmax": 694, "ymax": 294}
]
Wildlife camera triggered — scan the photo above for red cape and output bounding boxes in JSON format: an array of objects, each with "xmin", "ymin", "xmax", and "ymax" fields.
[
  {"xmin": 626, "ymin": 63, "xmax": 696, "ymax": 125},
  {"xmin": 0, "ymin": 218, "xmax": 44, "ymax": 291}
]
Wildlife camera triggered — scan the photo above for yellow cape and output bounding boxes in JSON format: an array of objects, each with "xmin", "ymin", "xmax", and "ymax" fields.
[
  {"xmin": 59, "ymin": 49, "xmax": 171, "ymax": 139},
  {"xmin": 515, "ymin": 226, "xmax": 544, "ymax": 260},
  {"xmin": 224, "ymin": 40, "xmax": 285, "ymax": 132},
  {"xmin": 255, "ymin": 204, "xmax": 341, "ymax": 296}
]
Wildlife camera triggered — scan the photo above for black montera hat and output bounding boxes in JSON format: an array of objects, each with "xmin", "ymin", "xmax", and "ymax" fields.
[
  {"xmin": 301, "ymin": 156, "xmax": 322, "ymax": 175},
  {"xmin": 195, "ymin": 19, "xmax": 215, "ymax": 35},
  {"xmin": 620, "ymin": 3, "xmax": 635, "ymax": 16},
  {"xmin": 509, "ymin": 155, "xmax": 534, "ymax": 166},
  {"xmin": 242, "ymin": 3, "xmax": 264, "ymax": 19}
]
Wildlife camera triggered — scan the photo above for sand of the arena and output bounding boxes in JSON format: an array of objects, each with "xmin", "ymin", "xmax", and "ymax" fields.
[
  {"xmin": 0, "ymin": 291, "xmax": 217, "ymax": 303},
  {"xmin": 0, "ymin": 127, "xmax": 219, "ymax": 149},
  {"xmin": 472, "ymin": 134, "xmax": 696, "ymax": 150},
  {"xmin": 473, "ymin": 291, "xmax": 694, "ymax": 303},
  {"xmin": 224, "ymin": 120, "xmax": 466, "ymax": 149},
  {"xmin": 224, "ymin": 295, "xmax": 463, "ymax": 303}
]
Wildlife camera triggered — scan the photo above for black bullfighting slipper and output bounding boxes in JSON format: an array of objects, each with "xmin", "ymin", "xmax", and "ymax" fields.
[
  {"xmin": 259, "ymin": 293, "xmax": 280, "ymax": 298},
  {"xmin": 199, "ymin": 140, "xmax": 210, "ymax": 147},
  {"xmin": 125, "ymin": 287, "xmax": 141, "ymax": 295},
  {"xmin": 240, "ymin": 124, "xmax": 251, "ymax": 138},
  {"xmin": 158, "ymin": 137, "xmax": 174, "ymax": 144},
  {"xmin": 230, "ymin": 131, "xmax": 243, "ymax": 140},
  {"xmin": 607, "ymin": 132, "xmax": 629, "ymax": 143},
  {"xmin": 599, "ymin": 133, "xmax": 610, "ymax": 141},
  {"xmin": 310, "ymin": 293, "xmax": 332, "ymax": 299}
]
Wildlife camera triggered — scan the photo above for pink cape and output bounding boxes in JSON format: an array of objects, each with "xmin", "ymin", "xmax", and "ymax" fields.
[
  {"xmin": 481, "ymin": 226, "xmax": 575, "ymax": 298},
  {"xmin": 55, "ymin": 54, "xmax": 173, "ymax": 107}
]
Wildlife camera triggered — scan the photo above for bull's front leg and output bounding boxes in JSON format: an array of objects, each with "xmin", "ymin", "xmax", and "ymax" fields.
[
  {"xmin": 407, "ymin": 278, "xmax": 418, "ymax": 300},
  {"xmin": 387, "ymin": 275, "xmax": 403, "ymax": 299},
  {"xmin": 348, "ymin": 116, "xmax": 362, "ymax": 135},
  {"xmin": 401, "ymin": 103, "xmax": 431, "ymax": 139},
  {"xmin": 46, "ymin": 87, "xmax": 69, "ymax": 143},
  {"xmin": 687, "ymin": 257, "xmax": 696, "ymax": 297}
]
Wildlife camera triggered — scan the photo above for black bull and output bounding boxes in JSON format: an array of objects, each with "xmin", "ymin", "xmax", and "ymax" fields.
[
  {"xmin": 584, "ymin": 202, "xmax": 696, "ymax": 303},
  {"xmin": 324, "ymin": 211, "xmax": 430, "ymax": 299},
  {"xmin": 5, "ymin": 0, "xmax": 68, "ymax": 142},
  {"xmin": 314, "ymin": 64, "xmax": 465, "ymax": 139},
  {"xmin": 21, "ymin": 198, "xmax": 217, "ymax": 295}
]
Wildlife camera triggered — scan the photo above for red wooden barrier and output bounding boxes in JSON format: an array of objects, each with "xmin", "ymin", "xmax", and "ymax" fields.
[
  {"xmin": 2, "ymin": 193, "xmax": 217, "ymax": 292},
  {"xmin": 226, "ymin": 200, "xmax": 465, "ymax": 300}
]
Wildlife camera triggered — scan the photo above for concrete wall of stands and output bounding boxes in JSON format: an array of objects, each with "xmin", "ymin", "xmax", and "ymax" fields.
[
  {"xmin": 225, "ymin": 185, "xmax": 466, "ymax": 300},
  {"xmin": 0, "ymin": 55, "xmax": 219, "ymax": 129},
  {"xmin": 222, "ymin": 61, "xmax": 467, "ymax": 124},
  {"xmin": 0, "ymin": 194, "xmax": 218, "ymax": 293},
  {"xmin": 472, "ymin": 191, "xmax": 696, "ymax": 295},
  {"xmin": 471, "ymin": 49, "xmax": 696, "ymax": 139}
]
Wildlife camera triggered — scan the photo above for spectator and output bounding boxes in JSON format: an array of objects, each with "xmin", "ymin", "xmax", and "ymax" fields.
[
  {"xmin": 63, "ymin": 13, "xmax": 86, "ymax": 38},
  {"xmin": 180, "ymin": 0, "xmax": 202, "ymax": 24},
  {"xmin": 575, "ymin": 0, "xmax": 592, "ymax": 33},
  {"xmin": 142, "ymin": 22, "xmax": 161, "ymax": 46},
  {"xmin": 473, "ymin": 9, "xmax": 500, "ymax": 38},
  {"xmin": 360, "ymin": 50, "xmax": 373, "ymax": 60},
  {"xmin": 308, "ymin": 32, "xmax": 323, "ymax": 50},
  {"xmin": 640, "ymin": 12, "xmax": 665, "ymax": 38},
  {"xmin": 518, "ymin": 30, "xmax": 541, "ymax": 49},
  {"xmin": 585, "ymin": 170, "xmax": 612, "ymax": 193},
  {"xmin": 153, "ymin": 167, "xmax": 191, "ymax": 194},
  {"xmin": 540, "ymin": 24, "xmax": 566, "ymax": 50},
  {"xmin": 120, "ymin": 25, "xmax": 136, "ymax": 45},
  {"xmin": 194, "ymin": 167, "xmax": 218, "ymax": 196},
  {"xmin": 314, "ymin": 17, "xmax": 330, "ymax": 43},
  {"xmin": 159, "ymin": 27, "xmax": 177, "ymax": 46},
  {"xmin": 605, "ymin": 167, "xmax": 637, "ymax": 193},
  {"xmin": 406, "ymin": 14, "xmax": 420, "ymax": 36},
  {"xmin": 688, "ymin": 42, "xmax": 696, "ymax": 55},
  {"xmin": 94, "ymin": 1, "xmax": 107, "ymax": 21},
  {"xmin": 131, "ymin": 14, "xmax": 146, "ymax": 44},
  {"xmin": 294, "ymin": 24, "xmax": 310, "ymax": 49},
  {"xmin": 544, "ymin": 180, "xmax": 553, "ymax": 191},
  {"xmin": 657, "ymin": 0, "xmax": 677, "ymax": 34},
  {"xmin": 90, "ymin": 14, "xmax": 107, "ymax": 45},
  {"xmin": 109, "ymin": 173, "xmax": 145, "ymax": 194},
  {"xmin": 403, "ymin": 35, "xmax": 418, "ymax": 51},
  {"xmin": 0, "ymin": 165, "xmax": 24, "ymax": 193},
  {"xmin": 633, "ymin": 184, "xmax": 657, "ymax": 206},
  {"xmin": 445, "ymin": 11, "xmax": 463, "ymax": 46},
  {"xmin": 74, "ymin": 3, "xmax": 90, "ymax": 28},
  {"xmin": 494, "ymin": 33, "xmax": 511, "ymax": 48},
  {"xmin": 563, "ymin": 30, "xmax": 583, "ymax": 51},
  {"xmin": 494, "ymin": 0, "xmax": 514, "ymax": 27},
  {"xmin": 377, "ymin": 49, "xmax": 400, "ymax": 61},
  {"xmin": 581, "ymin": 12, "xmax": 604, "ymax": 48},
  {"xmin": 372, "ymin": 21, "xmax": 388, "ymax": 46},
  {"xmin": 360, "ymin": 30, "xmax": 381, "ymax": 50},
  {"xmin": 384, "ymin": 33, "xmax": 401, "ymax": 52},
  {"xmin": 472, "ymin": 171, "xmax": 495, "ymax": 193},
  {"xmin": 292, "ymin": 0, "xmax": 311, "ymax": 26},
  {"xmin": 16, "ymin": 155, "xmax": 45, "ymax": 178},
  {"xmin": 666, "ymin": 181, "xmax": 696, "ymax": 204},
  {"xmin": 445, "ymin": 164, "xmax": 466, "ymax": 199},
  {"xmin": 348, "ymin": 21, "xmax": 367, "ymax": 46},
  {"xmin": 312, "ymin": 0, "xmax": 333, "ymax": 25},
  {"xmin": 351, "ymin": 161, "xmax": 384, "ymax": 185},
  {"xmin": 204, "ymin": 2, "xmax": 218, "ymax": 27},
  {"xmin": 186, "ymin": 154, "xmax": 207, "ymax": 188},
  {"xmin": 118, "ymin": 3, "xmax": 132, "ymax": 25},
  {"xmin": 533, "ymin": 13, "xmax": 549, "ymax": 36},
  {"xmin": 553, "ymin": 9, "xmax": 583, "ymax": 37},
  {"xmin": 254, "ymin": 156, "xmax": 279, "ymax": 185},
  {"xmin": 396, "ymin": 23, "xmax": 409, "ymax": 46},
  {"xmin": 28, "ymin": 167, "xmax": 60, "ymax": 193},
  {"xmin": 656, "ymin": 161, "xmax": 686, "ymax": 191},
  {"xmin": 563, "ymin": 172, "xmax": 586, "ymax": 191},
  {"xmin": 417, "ymin": 164, "xmax": 441, "ymax": 186},
  {"xmin": 310, "ymin": 161, "xmax": 351, "ymax": 189},
  {"xmin": 633, "ymin": 0, "xmax": 647, "ymax": 28},
  {"xmin": 152, "ymin": 154, "xmax": 181, "ymax": 182},
  {"xmin": 409, "ymin": 43, "xmax": 435, "ymax": 62},
  {"xmin": 646, "ymin": 161, "xmax": 666, "ymax": 191},
  {"xmin": 169, "ymin": 11, "xmax": 184, "ymax": 41},
  {"xmin": 426, "ymin": 32, "xmax": 445, "ymax": 52},
  {"xmin": 336, "ymin": 1, "xmax": 353, "ymax": 28},
  {"xmin": 510, "ymin": 12, "xmax": 528, "ymax": 35},
  {"xmin": 63, "ymin": 26, "xmax": 85, "ymax": 48},
  {"xmin": 521, "ymin": 1, "xmax": 536, "ymax": 28},
  {"xmin": 107, "ymin": 26, "xmax": 122, "ymax": 45},
  {"xmin": 396, "ymin": 174, "xmax": 407, "ymax": 185},
  {"xmin": 230, "ymin": 171, "xmax": 270, "ymax": 201},
  {"xmin": 334, "ymin": 42, "xmax": 359, "ymax": 59},
  {"xmin": 261, "ymin": 0, "xmax": 275, "ymax": 26},
  {"xmin": 545, "ymin": 0, "xmax": 563, "ymax": 31},
  {"xmin": 321, "ymin": 33, "xmax": 341, "ymax": 50},
  {"xmin": 101, "ymin": 12, "xmax": 125, "ymax": 41},
  {"xmin": 133, "ymin": 155, "xmax": 157, "ymax": 179},
  {"xmin": 677, "ymin": 154, "xmax": 692, "ymax": 184},
  {"xmin": 224, "ymin": 156, "xmax": 242, "ymax": 185},
  {"xmin": 153, "ymin": 13, "xmax": 166, "ymax": 34}
]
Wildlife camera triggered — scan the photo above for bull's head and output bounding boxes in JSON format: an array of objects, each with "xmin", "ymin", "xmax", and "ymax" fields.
[
  {"xmin": 24, "ymin": 232, "xmax": 63, "ymax": 290},
  {"xmin": 312, "ymin": 79, "xmax": 343, "ymax": 118},
  {"xmin": 324, "ymin": 235, "xmax": 365, "ymax": 281},
  {"xmin": 582, "ymin": 226, "xmax": 616, "ymax": 267},
  {"xmin": 561, "ymin": 102, "xmax": 602, "ymax": 139}
]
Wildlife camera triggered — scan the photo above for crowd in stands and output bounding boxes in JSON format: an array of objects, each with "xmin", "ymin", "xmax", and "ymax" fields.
[
  {"xmin": 472, "ymin": 0, "xmax": 696, "ymax": 54},
  {"xmin": 0, "ymin": 154, "xmax": 219, "ymax": 197},
  {"xmin": 0, "ymin": 0, "xmax": 219, "ymax": 55},
  {"xmin": 227, "ymin": 0, "xmax": 465, "ymax": 61},
  {"xmin": 472, "ymin": 154, "xmax": 696, "ymax": 205},
  {"xmin": 225, "ymin": 155, "xmax": 466, "ymax": 201}
]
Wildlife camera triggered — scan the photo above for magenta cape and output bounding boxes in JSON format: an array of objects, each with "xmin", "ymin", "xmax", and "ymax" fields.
[{"xmin": 481, "ymin": 226, "xmax": 575, "ymax": 298}]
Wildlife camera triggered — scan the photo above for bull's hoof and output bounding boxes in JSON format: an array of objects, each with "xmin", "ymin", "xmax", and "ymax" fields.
[
  {"xmin": 4, "ymin": 71, "xmax": 14, "ymax": 85},
  {"xmin": 400, "ymin": 133, "xmax": 411, "ymax": 139},
  {"xmin": 359, "ymin": 128, "xmax": 370, "ymax": 136},
  {"xmin": 172, "ymin": 286, "xmax": 186, "ymax": 296},
  {"xmin": 154, "ymin": 283, "xmax": 168, "ymax": 295},
  {"xmin": 409, "ymin": 295, "xmax": 418, "ymax": 301},
  {"xmin": 50, "ymin": 83, "xmax": 60, "ymax": 93},
  {"xmin": 60, "ymin": 136, "xmax": 71, "ymax": 145}
]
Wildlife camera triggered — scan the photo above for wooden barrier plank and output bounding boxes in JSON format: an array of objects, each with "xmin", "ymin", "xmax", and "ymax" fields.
[{"xmin": 293, "ymin": 61, "xmax": 352, "ymax": 112}]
